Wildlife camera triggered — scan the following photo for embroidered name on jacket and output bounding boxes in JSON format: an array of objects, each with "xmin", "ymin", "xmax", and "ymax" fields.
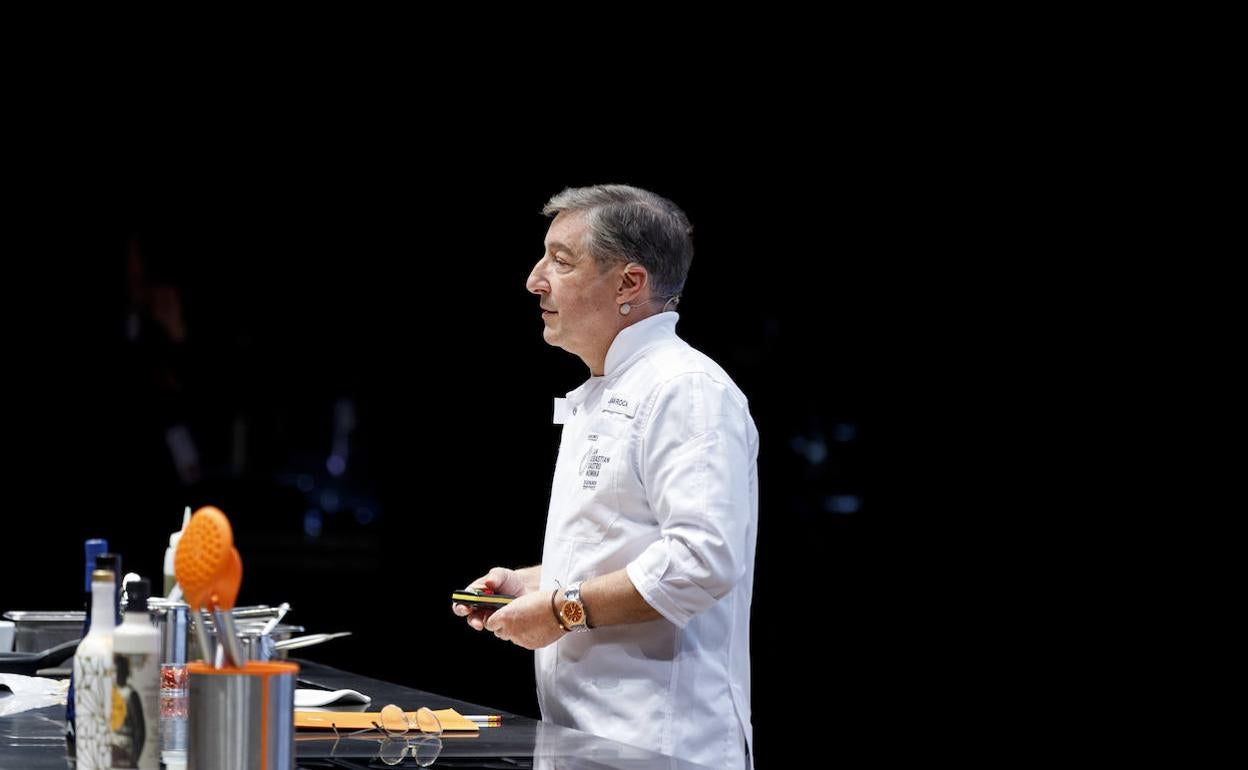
[{"xmin": 579, "ymin": 436, "xmax": 611, "ymax": 490}]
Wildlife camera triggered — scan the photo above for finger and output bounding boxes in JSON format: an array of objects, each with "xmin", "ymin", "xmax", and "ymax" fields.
[
  {"xmin": 469, "ymin": 608, "xmax": 492, "ymax": 630},
  {"xmin": 484, "ymin": 566, "xmax": 513, "ymax": 592},
  {"xmin": 484, "ymin": 606, "xmax": 514, "ymax": 633},
  {"xmin": 452, "ymin": 603, "xmax": 469, "ymax": 617}
]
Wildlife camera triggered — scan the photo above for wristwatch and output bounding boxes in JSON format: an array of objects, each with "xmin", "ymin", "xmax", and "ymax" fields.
[{"xmin": 559, "ymin": 581, "xmax": 592, "ymax": 633}]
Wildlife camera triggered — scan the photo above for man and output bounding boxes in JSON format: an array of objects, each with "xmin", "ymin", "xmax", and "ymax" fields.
[{"xmin": 453, "ymin": 184, "xmax": 758, "ymax": 770}]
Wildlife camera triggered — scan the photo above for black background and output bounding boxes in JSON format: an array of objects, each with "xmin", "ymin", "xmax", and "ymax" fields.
[{"xmin": 3, "ymin": 145, "xmax": 914, "ymax": 763}]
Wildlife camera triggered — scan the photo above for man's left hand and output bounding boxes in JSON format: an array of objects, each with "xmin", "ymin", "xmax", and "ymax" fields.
[{"xmin": 483, "ymin": 590, "xmax": 565, "ymax": 650}]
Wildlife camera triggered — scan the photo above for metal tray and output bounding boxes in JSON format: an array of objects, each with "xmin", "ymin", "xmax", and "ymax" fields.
[{"xmin": 2, "ymin": 611, "xmax": 85, "ymax": 653}]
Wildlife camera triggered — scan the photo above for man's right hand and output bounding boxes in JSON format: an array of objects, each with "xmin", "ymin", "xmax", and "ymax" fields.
[{"xmin": 453, "ymin": 567, "xmax": 531, "ymax": 631}]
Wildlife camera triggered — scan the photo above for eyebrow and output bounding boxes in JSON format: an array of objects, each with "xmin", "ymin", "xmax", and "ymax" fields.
[{"xmin": 546, "ymin": 240, "xmax": 574, "ymax": 255}]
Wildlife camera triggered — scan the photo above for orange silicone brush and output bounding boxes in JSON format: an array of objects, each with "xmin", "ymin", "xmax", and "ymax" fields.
[{"xmin": 175, "ymin": 507, "xmax": 245, "ymax": 666}]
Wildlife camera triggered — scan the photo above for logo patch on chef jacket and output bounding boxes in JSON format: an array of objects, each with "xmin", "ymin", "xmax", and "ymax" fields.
[
  {"xmin": 578, "ymin": 442, "xmax": 611, "ymax": 490},
  {"xmin": 602, "ymin": 389, "xmax": 637, "ymax": 417}
]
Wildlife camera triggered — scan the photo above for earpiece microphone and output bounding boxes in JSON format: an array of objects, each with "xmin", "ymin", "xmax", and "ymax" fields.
[{"xmin": 619, "ymin": 295, "xmax": 681, "ymax": 316}]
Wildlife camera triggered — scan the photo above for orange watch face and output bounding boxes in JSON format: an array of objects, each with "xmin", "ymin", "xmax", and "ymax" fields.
[{"xmin": 561, "ymin": 603, "xmax": 584, "ymax": 625}]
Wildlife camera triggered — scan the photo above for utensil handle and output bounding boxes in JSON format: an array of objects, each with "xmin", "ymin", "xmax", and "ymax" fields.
[
  {"xmin": 193, "ymin": 609, "xmax": 214, "ymax": 666},
  {"xmin": 260, "ymin": 602, "xmax": 291, "ymax": 636},
  {"xmin": 215, "ymin": 608, "xmax": 247, "ymax": 668},
  {"xmin": 272, "ymin": 631, "xmax": 351, "ymax": 651},
  {"xmin": 229, "ymin": 605, "xmax": 280, "ymax": 619}
]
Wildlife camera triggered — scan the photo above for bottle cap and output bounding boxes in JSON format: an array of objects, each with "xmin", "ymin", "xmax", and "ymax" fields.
[
  {"xmin": 95, "ymin": 553, "xmax": 121, "ymax": 578},
  {"xmin": 84, "ymin": 539, "xmax": 108, "ymax": 591},
  {"xmin": 125, "ymin": 578, "xmax": 151, "ymax": 611}
]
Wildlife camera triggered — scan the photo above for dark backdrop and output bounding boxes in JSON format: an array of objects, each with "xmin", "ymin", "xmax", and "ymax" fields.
[{"xmin": 4, "ymin": 156, "xmax": 897, "ymax": 764}]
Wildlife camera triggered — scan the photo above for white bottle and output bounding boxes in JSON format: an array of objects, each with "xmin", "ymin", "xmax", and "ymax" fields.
[
  {"xmin": 111, "ymin": 578, "xmax": 160, "ymax": 770},
  {"xmin": 163, "ymin": 508, "xmax": 190, "ymax": 598},
  {"xmin": 74, "ymin": 569, "xmax": 116, "ymax": 770}
]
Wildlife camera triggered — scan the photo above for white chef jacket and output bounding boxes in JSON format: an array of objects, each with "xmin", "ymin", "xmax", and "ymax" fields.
[{"xmin": 536, "ymin": 312, "xmax": 759, "ymax": 770}]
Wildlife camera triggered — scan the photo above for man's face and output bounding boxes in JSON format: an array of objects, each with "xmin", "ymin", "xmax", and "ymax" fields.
[{"xmin": 526, "ymin": 210, "xmax": 620, "ymax": 365}]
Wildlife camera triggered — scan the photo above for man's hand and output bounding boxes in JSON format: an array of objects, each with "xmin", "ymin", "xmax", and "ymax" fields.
[
  {"xmin": 452, "ymin": 566, "xmax": 534, "ymax": 631},
  {"xmin": 483, "ymin": 590, "xmax": 565, "ymax": 650}
]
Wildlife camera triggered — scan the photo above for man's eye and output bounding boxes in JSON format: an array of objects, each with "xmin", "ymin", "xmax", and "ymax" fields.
[{"xmin": 555, "ymin": 257, "xmax": 571, "ymax": 268}]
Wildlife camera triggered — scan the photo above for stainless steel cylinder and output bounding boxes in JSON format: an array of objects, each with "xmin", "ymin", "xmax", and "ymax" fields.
[
  {"xmin": 148, "ymin": 599, "xmax": 189, "ymax": 665},
  {"xmin": 237, "ymin": 630, "xmax": 279, "ymax": 662},
  {"xmin": 187, "ymin": 660, "xmax": 298, "ymax": 770},
  {"xmin": 189, "ymin": 618, "xmax": 304, "ymax": 662}
]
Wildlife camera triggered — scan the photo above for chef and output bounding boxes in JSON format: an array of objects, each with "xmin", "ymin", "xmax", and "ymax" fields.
[{"xmin": 454, "ymin": 184, "xmax": 759, "ymax": 770}]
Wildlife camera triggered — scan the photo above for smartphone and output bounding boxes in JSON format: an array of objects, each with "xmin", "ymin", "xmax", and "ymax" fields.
[{"xmin": 451, "ymin": 588, "xmax": 517, "ymax": 608}]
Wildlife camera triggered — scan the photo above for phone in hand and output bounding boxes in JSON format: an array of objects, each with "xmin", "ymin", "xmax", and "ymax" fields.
[{"xmin": 452, "ymin": 588, "xmax": 517, "ymax": 608}]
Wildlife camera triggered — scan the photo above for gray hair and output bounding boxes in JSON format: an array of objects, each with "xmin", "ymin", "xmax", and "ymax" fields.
[{"xmin": 542, "ymin": 184, "xmax": 694, "ymax": 300}]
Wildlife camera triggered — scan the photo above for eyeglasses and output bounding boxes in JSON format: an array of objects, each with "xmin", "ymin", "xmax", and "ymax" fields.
[
  {"xmin": 373, "ymin": 734, "xmax": 443, "ymax": 767},
  {"xmin": 377, "ymin": 705, "xmax": 443, "ymax": 738},
  {"xmin": 330, "ymin": 704, "xmax": 444, "ymax": 740},
  {"xmin": 328, "ymin": 706, "xmax": 444, "ymax": 767},
  {"xmin": 327, "ymin": 732, "xmax": 443, "ymax": 768}
]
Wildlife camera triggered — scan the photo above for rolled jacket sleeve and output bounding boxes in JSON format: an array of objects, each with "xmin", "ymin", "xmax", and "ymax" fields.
[{"xmin": 626, "ymin": 372, "xmax": 754, "ymax": 628}]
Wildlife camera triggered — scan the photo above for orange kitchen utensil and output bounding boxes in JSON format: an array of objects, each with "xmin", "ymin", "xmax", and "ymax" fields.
[
  {"xmin": 174, "ymin": 506, "xmax": 233, "ymax": 609},
  {"xmin": 207, "ymin": 546, "xmax": 245, "ymax": 667},
  {"xmin": 213, "ymin": 547, "xmax": 242, "ymax": 611},
  {"xmin": 175, "ymin": 506, "xmax": 246, "ymax": 667}
]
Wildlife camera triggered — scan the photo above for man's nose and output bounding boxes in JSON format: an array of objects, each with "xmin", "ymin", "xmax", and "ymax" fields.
[{"xmin": 526, "ymin": 262, "xmax": 547, "ymax": 294}]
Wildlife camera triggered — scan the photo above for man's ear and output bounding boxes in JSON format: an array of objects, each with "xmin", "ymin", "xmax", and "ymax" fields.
[{"xmin": 618, "ymin": 262, "xmax": 649, "ymax": 303}]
